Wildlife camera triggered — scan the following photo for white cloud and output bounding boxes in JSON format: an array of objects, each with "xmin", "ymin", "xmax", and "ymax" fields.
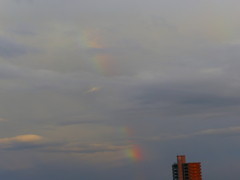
[{"xmin": 84, "ymin": 86, "xmax": 102, "ymax": 94}]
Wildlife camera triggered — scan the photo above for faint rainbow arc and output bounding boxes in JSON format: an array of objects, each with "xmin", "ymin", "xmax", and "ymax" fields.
[
  {"xmin": 81, "ymin": 30, "xmax": 115, "ymax": 77},
  {"xmin": 120, "ymin": 126, "xmax": 144, "ymax": 162}
]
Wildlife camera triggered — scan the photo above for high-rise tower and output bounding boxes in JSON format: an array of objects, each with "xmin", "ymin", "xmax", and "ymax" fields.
[
  {"xmin": 177, "ymin": 155, "xmax": 186, "ymax": 180},
  {"xmin": 172, "ymin": 155, "xmax": 202, "ymax": 180}
]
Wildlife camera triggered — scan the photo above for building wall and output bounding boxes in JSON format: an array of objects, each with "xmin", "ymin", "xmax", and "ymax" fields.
[
  {"xmin": 172, "ymin": 163, "xmax": 178, "ymax": 180},
  {"xmin": 183, "ymin": 163, "xmax": 202, "ymax": 180},
  {"xmin": 172, "ymin": 156, "xmax": 202, "ymax": 180},
  {"xmin": 177, "ymin": 156, "xmax": 186, "ymax": 180}
]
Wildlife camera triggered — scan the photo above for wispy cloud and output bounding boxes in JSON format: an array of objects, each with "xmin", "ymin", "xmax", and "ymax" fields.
[
  {"xmin": 0, "ymin": 134, "xmax": 128, "ymax": 155},
  {"xmin": 84, "ymin": 86, "xmax": 102, "ymax": 94},
  {"xmin": 42, "ymin": 143, "xmax": 128, "ymax": 154},
  {"xmin": 0, "ymin": 118, "xmax": 7, "ymax": 121},
  {"xmin": 0, "ymin": 134, "xmax": 43, "ymax": 144},
  {"xmin": 0, "ymin": 134, "xmax": 44, "ymax": 151},
  {"xmin": 194, "ymin": 126, "xmax": 240, "ymax": 136},
  {"xmin": 149, "ymin": 126, "xmax": 240, "ymax": 142},
  {"xmin": 58, "ymin": 120, "xmax": 104, "ymax": 126}
]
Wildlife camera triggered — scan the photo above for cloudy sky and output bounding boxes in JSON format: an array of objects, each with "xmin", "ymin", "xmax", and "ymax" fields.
[{"xmin": 0, "ymin": 0, "xmax": 240, "ymax": 179}]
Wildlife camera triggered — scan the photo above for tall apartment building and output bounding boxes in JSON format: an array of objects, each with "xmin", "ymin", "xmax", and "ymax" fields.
[{"xmin": 172, "ymin": 155, "xmax": 202, "ymax": 180}]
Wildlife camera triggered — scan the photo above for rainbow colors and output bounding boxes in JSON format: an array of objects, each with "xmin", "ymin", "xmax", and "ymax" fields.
[
  {"xmin": 125, "ymin": 144, "xmax": 143, "ymax": 162},
  {"xmin": 82, "ymin": 31, "xmax": 105, "ymax": 48},
  {"xmin": 120, "ymin": 126, "xmax": 144, "ymax": 162},
  {"xmin": 93, "ymin": 54, "xmax": 115, "ymax": 77},
  {"xmin": 120, "ymin": 126, "xmax": 133, "ymax": 137},
  {"xmin": 80, "ymin": 30, "xmax": 115, "ymax": 77}
]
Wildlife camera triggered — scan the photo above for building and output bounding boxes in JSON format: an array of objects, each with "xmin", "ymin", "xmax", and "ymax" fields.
[
  {"xmin": 172, "ymin": 155, "xmax": 202, "ymax": 180},
  {"xmin": 172, "ymin": 163, "xmax": 179, "ymax": 180},
  {"xmin": 183, "ymin": 162, "xmax": 202, "ymax": 180}
]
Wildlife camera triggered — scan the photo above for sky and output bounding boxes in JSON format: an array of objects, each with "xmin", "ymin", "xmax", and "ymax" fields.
[{"xmin": 0, "ymin": 0, "xmax": 240, "ymax": 179}]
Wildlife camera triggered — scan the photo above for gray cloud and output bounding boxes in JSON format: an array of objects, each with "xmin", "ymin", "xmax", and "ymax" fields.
[
  {"xmin": 0, "ymin": 37, "xmax": 27, "ymax": 58},
  {"xmin": 149, "ymin": 126, "xmax": 240, "ymax": 142},
  {"xmin": 0, "ymin": 138, "xmax": 127, "ymax": 154},
  {"xmin": 1, "ymin": 0, "xmax": 240, "ymax": 179},
  {"xmin": 57, "ymin": 120, "xmax": 105, "ymax": 126},
  {"xmin": 8, "ymin": 23, "xmax": 36, "ymax": 36},
  {"xmin": 135, "ymin": 83, "xmax": 240, "ymax": 106},
  {"xmin": 194, "ymin": 126, "xmax": 240, "ymax": 136},
  {"xmin": 42, "ymin": 144, "xmax": 128, "ymax": 154}
]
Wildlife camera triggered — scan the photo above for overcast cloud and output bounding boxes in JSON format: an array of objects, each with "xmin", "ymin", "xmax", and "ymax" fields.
[{"xmin": 0, "ymin": 0, "xmax": 240, "ymax": 179}]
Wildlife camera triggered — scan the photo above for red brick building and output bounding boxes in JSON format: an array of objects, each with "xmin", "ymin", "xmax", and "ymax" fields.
[{"xmin": 172, "ymin": 155, "xmax": 202, "ymax": 180}]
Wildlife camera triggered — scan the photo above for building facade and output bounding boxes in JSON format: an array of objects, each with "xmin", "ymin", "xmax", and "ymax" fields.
[{"xmin": 172, "ymin": 155, "xmax": 202, "ymax": 180}]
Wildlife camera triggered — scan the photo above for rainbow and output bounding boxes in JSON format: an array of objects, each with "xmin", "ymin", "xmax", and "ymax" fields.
[
  {"xmin": 93, "ymin": 54, "xmax": 115, "ymax": 77},
  {"xmin": 120, "ymin": 126, "xmax": 133, "ymax": 137},
  {"xmin": 119, "ymin": 126, "xmax": 144, "ymax": 162},
  {"xmin": 125, "ymin": 144, "xmax": 143, "ymax": 162},
  {"xmin": 118, "ymin": 126, "xmax": 145, "ymax": 179},
  {"xmin": 79, "ymin": 30, "xmax": 115, "ymax": 77},
  {"xmin": 83, "ymin": 31, "xmax": 104, "ymax": 49}
]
